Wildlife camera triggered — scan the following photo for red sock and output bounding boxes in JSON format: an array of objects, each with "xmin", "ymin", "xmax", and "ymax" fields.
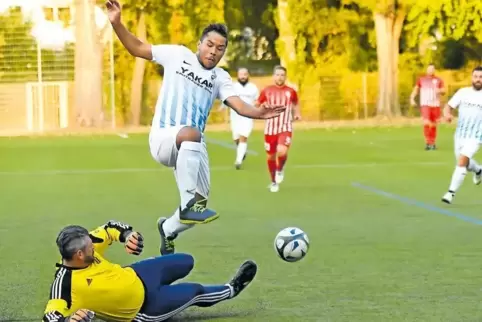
[
  {"xmin": 268, "ymin": 159, "xmax": 276, "ymax": 183},
  {"xmin": 277, "ymin": 155, "xmax": 287, "ymax": 171},
  {"xmin": 431, "ymin": 125, "xmax": 437, "ymax": 144},
  {"xmin": 423, "ymin": 125, "xmax": 430, "ymax": 144}
]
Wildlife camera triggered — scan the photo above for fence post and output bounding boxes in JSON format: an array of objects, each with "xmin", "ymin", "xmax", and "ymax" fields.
[
  {"xmin": 362, "ymin": 72, "xmax": 368, "ymax": 119},
  {"xmin": 37, "ymin": 40, "xmax": 44, "ymax": 133}
]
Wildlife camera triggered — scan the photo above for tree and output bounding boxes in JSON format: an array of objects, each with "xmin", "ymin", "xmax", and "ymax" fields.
[
  {"xmin": 74, "ymin": 0, "xmax": 106, "ymax": 127},
  {"xmin": 344, "ymin": 0, "xmax": 415, "ymax": 117},
  {"xmin": 404, "ymin": 0, "xmax": 482, "ymax": 65}
]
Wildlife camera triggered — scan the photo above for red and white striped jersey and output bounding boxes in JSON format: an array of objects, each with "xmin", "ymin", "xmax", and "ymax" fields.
[
  {"xmin": 258, "ymin": 85, "xmax": 298, "ymax": 135},
  {"xmin": 416, "ymin": 75, "xmax": 444, "ymax": 107}
]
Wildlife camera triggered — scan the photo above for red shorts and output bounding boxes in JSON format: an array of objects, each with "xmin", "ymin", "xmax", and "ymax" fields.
[
  {"xmin": 264, "ymin": 131, "xmax": 292, "ymax": 154},
  {"xmin": 421, "ymin": 106, "xmax": 441, "ymax": 122}
]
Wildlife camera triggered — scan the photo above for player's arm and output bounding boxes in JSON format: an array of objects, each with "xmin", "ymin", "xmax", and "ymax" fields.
[
  {"xmin": 437, "ymin": 78, "xmax": 446, "ymax": 96},
  {"xmin": 106, "ymin": 0, "xmax": 152, "ymax": 60},
  {"xmin": 218, "ymin": 75, "xmax": 284, "ymax": 119},
  {"xmin": 89, "ymin": 220, "xmax": 144, "ymax": 256},
  {"xmin": 410, "ymin": 80, "xmax": 420, "ymax": 106},
  {"xmin": 444, "ymin": 89, "xmax": 462, "ymax": 123},
  {"xmin": 291, "ymin": 89, "xmax": 301, "ymax": 120}
]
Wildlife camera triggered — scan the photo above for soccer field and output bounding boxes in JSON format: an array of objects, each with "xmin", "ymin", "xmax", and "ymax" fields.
[{"xmin": 2, "ymin": 126, "xmax": 482, "ymax": 322}]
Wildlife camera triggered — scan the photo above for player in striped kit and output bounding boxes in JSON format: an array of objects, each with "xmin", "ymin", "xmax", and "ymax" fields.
[
  {"xmin": 410, "ymin": 64, "xmax": 446, "ymax": 150},
  {"xmin": 441, "ymin": 66, "xmax": 482, "ymax": 204},
  {"xmin": 107, "ymin": 0, "xmax": 285, "ymax": 255},
  {"xmin": 257, "ymin": 66, "xmax": 300, "ymax": 192}
]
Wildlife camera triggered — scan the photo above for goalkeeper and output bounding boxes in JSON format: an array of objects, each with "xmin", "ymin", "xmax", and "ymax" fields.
[{"xmin": 42, "ymin": 220, "xmax": 257, "ymax": 322}]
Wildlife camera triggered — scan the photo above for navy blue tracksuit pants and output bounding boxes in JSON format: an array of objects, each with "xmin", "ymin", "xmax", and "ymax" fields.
[{"xmin": 130, "ymin": 253, "xmax": 232, "ymax": 322}]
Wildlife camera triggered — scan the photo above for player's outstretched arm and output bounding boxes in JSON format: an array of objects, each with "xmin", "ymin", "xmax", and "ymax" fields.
[
  {"xmin": 89, "ymin": 220, "xmax": 144, "ymax": 256},
  {"xmin": 224, "ymin": 96, "xmax": 286, "ymax": 120},
  {"xmin": 106, "ymin": 1, "xmax": 152, "ymax": 60}
]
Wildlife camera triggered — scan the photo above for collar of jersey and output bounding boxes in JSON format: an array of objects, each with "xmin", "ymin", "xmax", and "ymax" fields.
[{"xmin": 55, "ymin": 263, "xmax": 89, "ymax": 270}]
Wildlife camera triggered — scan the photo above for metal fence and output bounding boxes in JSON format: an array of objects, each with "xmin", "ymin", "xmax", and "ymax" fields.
[{"xmin": 0, "ymin": 1, "xmax": 115, "ymax": 134}]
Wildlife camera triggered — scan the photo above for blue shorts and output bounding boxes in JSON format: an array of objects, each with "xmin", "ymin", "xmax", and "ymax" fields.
[{"xmin": 130, "ymin": 253, "xmax": 231, "ymax": 322}]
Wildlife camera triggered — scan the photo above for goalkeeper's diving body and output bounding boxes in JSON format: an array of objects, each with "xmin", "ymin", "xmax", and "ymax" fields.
[{"xmin": 42, "ymin": 221, "xmax": 257, "ymax": 322}]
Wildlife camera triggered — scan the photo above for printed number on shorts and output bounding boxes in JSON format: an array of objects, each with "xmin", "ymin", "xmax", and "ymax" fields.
[{"xmin": 285, "ymin": 136, "xmax": 291, "ymax": 145}]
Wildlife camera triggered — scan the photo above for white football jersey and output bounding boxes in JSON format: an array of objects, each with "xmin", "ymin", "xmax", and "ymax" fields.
[
  {"xmin": 230, "ymin": 82, "xmax": 259, "ymax": 121},
  {"xmin": 150, "ymin": 45, "xmax": 237, "ymax": 132},
  {"xmin": 448, "ymin": 87, "xmax": 482, "ymax": 141}
]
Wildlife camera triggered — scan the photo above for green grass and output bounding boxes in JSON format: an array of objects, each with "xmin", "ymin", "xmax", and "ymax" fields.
[{"xmin": 2, "ymin": 126, "xmax": 482, "ymax": 321}]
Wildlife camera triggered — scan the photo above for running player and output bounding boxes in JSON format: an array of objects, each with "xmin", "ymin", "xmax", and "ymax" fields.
[
  {"xmin": 410, "ymin": 63, "xmax": 446, "ymax": 150},
  {"xmin": 221, "ymin": 67, "xmax": 259, "ymax": 169},
  {"xmin": 441, "ymin": 66, "xmax": 482, "ymax": 204},
  {"xmin": 106, "ymin": 1, "xmax": 285, "ymax": 255},
  {"xmin": 257, "ymin": 66, "xmax": 300, "ymax": 192}
]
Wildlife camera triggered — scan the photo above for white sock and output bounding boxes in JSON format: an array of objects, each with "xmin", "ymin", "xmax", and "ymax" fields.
[
  {"xmin": 176, "ymin": 141, "xmax": 202, "ymax": 208},
  {"xmin": 235, "ymin": 142, "xmax": 247, "ymax": 164},
  {"xmin": 468, "ymin": 159, "xmax": 481, "ymax": 173},
  {"xmin": 163, "ymin": 208, "xmax": 193, "ymax": 237},
  {"xmin": 448, "ymin": 166, "xmax": 467, "ymax": 193}
]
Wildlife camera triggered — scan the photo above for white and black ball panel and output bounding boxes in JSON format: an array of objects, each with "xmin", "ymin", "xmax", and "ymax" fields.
[{"xmin": 274, "ymin": 227, "xmax": 309, "ymax": 262}]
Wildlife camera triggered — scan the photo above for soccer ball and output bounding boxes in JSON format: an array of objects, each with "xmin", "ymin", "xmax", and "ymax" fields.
[{"xmin": 274, "ymin": 227, "xmax": 309, "ymax": 262}]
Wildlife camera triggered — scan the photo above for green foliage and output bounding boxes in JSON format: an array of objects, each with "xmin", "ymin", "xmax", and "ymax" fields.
[{"xmin": 405, "ymin": 0, "xmax": 482, "ymax": 47}]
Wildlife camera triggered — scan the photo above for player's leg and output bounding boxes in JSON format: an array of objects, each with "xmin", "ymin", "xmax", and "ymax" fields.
[
  {"xmin": 442, "ymin": 139, "xmax": 480, "ymax": 204},
  {"xmin": 235, "ymin": 135, "xmax": 248, "ymax": 170},
  {"xmin": 428, "ymin": 108, "xmax": 441, "ymax": 149},
  {"xmin": 420, "ymin": 107, "xmax": 432, "ymax": 150},
  {"xmin": 265, "ymin": 135, "xmax": 278, "ymax": 192},
  {"xmin": 275, "ymin": 132, "xmax": 292, "ymax": 184},
  {"xmin": 130, "ymin": 253, "xmax": 195, "ymax": 287},
  {"xmin": 157, "ymin": 127, "xmax": 216, "ymax": 255},
  {"xmin": 133, "ymin": 260, "xmax": 257, "ymax": 322}
]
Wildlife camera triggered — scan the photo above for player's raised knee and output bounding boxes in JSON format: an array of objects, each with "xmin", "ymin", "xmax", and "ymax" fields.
[
  {"xmin": 173, "ymin": 253, "xmax": 195, "ymax": 271},
  {"xmin": 176, "ymin": 126, "xmax": 202, "ymax": 147}
]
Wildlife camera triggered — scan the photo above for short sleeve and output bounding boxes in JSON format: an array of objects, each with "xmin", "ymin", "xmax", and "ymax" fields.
[
  {"xmin": 438, "ymin": 78, "xmax": 445, "ymax": 88},
  {"xmin": 448, "ymin": 89, "xmax": 463, "ymax": 109},
  {"xmin": 291, "ymin": 88, "xmax": 299, "ymax": 104},
  {"xmin": 416, "ymin": 77, "xmax": 421, "ymax": 88},
  {"xmin": 258, "ymin": 89, "xmax": 267, "ymax": 104},
  {"xmin": 217, "ymin": 71, "xmax": 238, "ymax": 102},
  {"xmin": 151, "ymin": 45, "xmax": 183, "ymax": 66}
]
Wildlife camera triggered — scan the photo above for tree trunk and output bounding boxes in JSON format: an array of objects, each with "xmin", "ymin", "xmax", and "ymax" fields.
[
  {"xmin": 130, "ymin": 10, "xmax": 147, "ymax": 126},
  {"xmin": 374, "ymin": 9, "xmax": 405, "ymax": 117},
  {"xmin": 74, "ymin": 0, "xmax": 103, "ymax": 127},
  {"xmin": 276, "ymin": 0, "xmax": 296, "ymax": 69}
]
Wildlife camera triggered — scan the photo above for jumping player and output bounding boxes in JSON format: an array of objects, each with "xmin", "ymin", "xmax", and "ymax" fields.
[
  {"xmin": 410, "ymin": 63, "xmax": 446, "ymax": 150},
  {"xmin": 257, "ymin": 66, "xmax": 300, "ymax": 192},
  {"xmin": 42, "ymin": 220, "xmax": 257, "ymax": 322},
  {"xmin": 220, "ymin": 67, "xmax": 259, "ymax": 169},
  {"xmin": 106, "ymin": 1, "xmax": 285, "ymax": 255},
  {"xmin": 441, "ymin": 66, "xmax": 482, "ymax": 204}
]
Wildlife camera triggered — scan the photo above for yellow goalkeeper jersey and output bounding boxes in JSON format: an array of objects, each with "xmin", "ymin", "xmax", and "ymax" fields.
[{"xmin": 42, "ymin": 221, "xmax": 145, "ymax": 322}]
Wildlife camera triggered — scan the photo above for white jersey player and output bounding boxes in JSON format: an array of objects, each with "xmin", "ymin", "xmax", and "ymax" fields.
[
  {"xmin": 221, "ymin": 68, "xmax": 259, "ymax": 169},
  {"xmin": 106, "ymin": 0, "xmax": 285, "ymax": 255},
  {"xmin": 442, "ymin": 66, "xmax": 482, "ymax": 204}
]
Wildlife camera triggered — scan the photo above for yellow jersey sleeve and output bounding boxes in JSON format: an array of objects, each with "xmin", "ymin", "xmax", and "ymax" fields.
[
  {"xmin": 42, "ymin": 267, "xmax": 73, "ymax": 322},
  {"xmin": 88, "ymin": 220, "xmax": 133, "ymax": 256}
]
